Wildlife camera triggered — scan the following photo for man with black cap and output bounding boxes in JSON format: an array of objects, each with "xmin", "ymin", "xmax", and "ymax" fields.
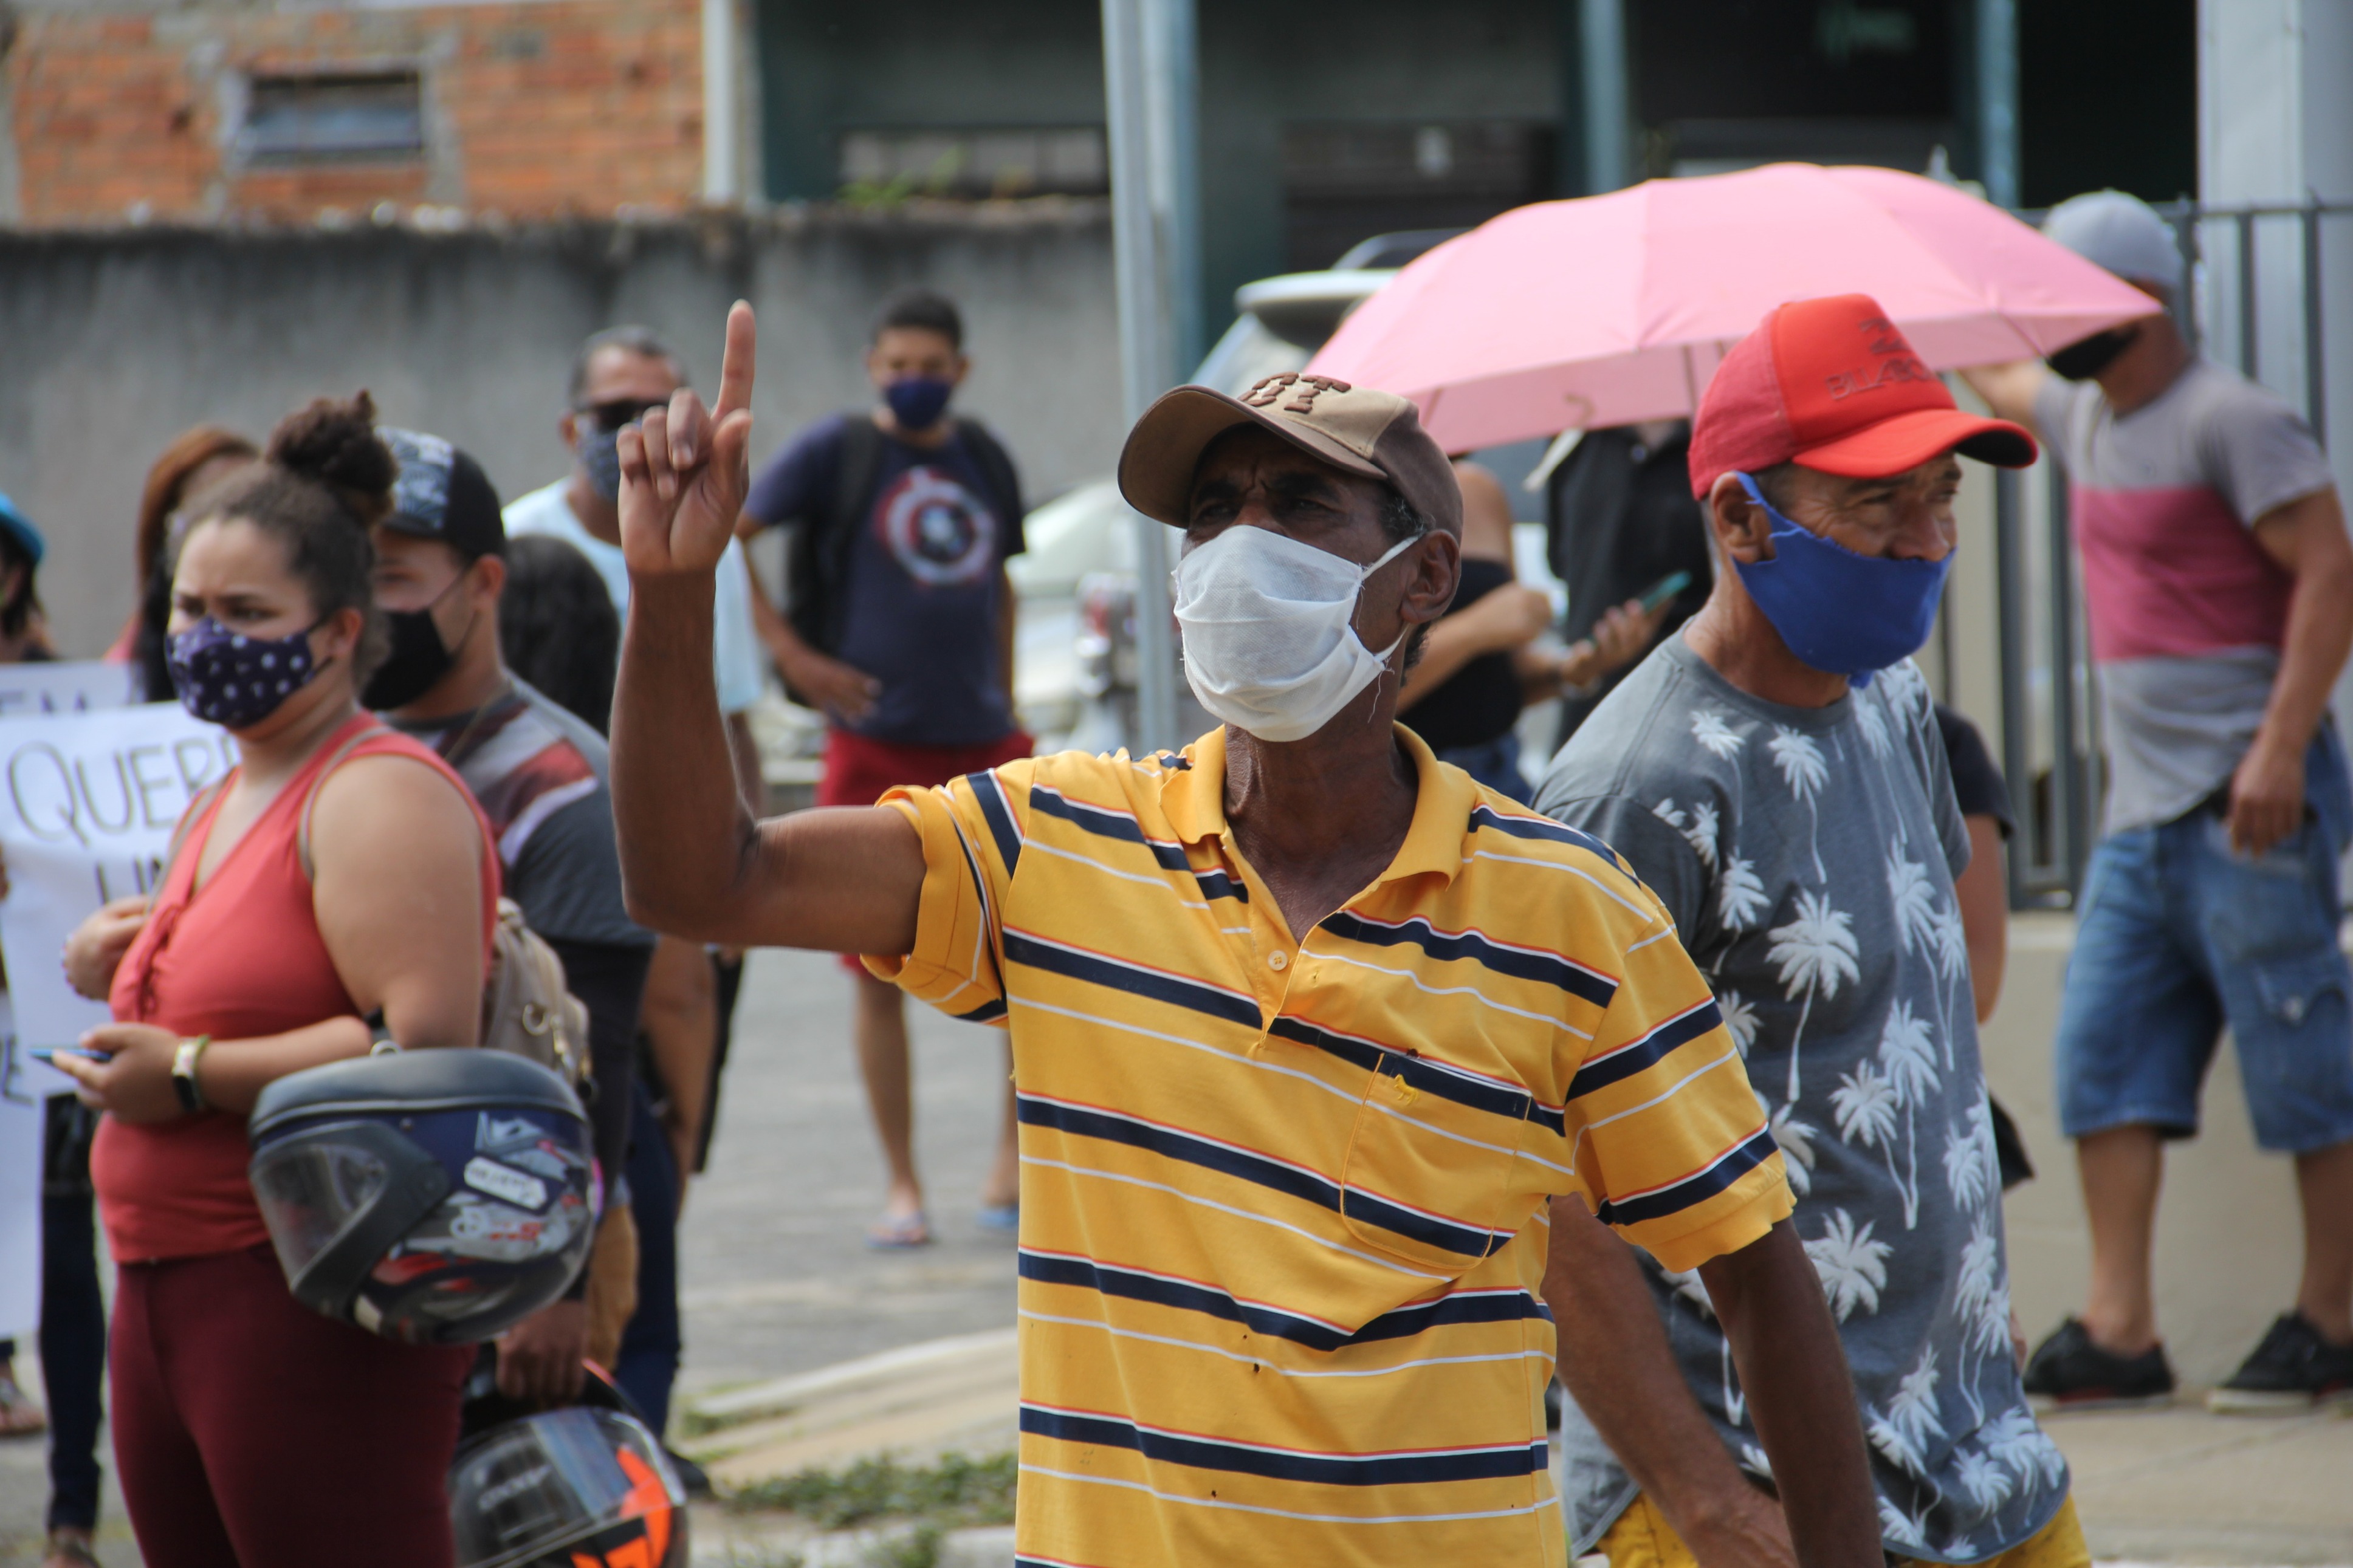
[
  {"xmin": 1537, "ymin": 295, "xmax": 2083, "ymax": 1568},
  {"xmin": 365, "ymin": 430, "xmax": 657, "ymax": 1406},
  {"xmin": 603, "ymin": 303, "xmax": 1881, "ymax": 1567}
]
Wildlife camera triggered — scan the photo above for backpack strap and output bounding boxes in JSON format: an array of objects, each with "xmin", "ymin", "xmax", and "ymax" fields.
[
  {"xmin": 783, "ymin": 415, "xmax": 888, "ymax": 659},
  {"xmin": 295, "ymin": 725, "xmax": 394, "ymax": 884},
  {"xmin": 952, "ymin": 418, "xmax": 1024, "ymax": 546}
]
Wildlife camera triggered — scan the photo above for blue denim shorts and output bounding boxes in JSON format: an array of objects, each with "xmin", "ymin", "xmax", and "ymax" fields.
[{"xmin": 2053, "ymin": 746, "xmax": 2353, "ymax": 1154}]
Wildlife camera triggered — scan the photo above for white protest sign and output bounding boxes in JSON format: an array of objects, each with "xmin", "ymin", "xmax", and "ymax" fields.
[
  {"xmin": 0, "ymin": 702, "xmax": 238, "ymax": 1050},
  {"xmin": 0, "ymin": 660, "xmax": 139, "ymax": 718}
]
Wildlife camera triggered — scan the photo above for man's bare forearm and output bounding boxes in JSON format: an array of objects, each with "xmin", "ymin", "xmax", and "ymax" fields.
[
  {"xmin": 1543, "ymin": 1198, "xmax": 1796, "ymax": 1568},
  {"xmin": 1700, "ymin": 1222, "xmax": 1881, "ymax": 1568},
  {"xmin": 2253, "ymin": 496, "xmax": 2353, "ymax": 759},
  {"xmin": 613, "ymin": 570, "xmax": 758, "ymax": 939},
  {"xmin": 614, "ymin": 571, "xmax": 929, "ymax": 954}
]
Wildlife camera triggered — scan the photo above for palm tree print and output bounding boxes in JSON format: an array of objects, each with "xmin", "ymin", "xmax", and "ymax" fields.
[
  {"xmin": 1764, "ymin": 1095, "xmax": 1819, "ymax": 1199},
  {"xmin": 1979, "ymin": 1407, "xmax": 2067, "ymax": 1497},
  {"xmin": 1765, "ymin": 889, "xmax": 1859, "ymax": 1102},
  {"xmin": 1652, "ymin": 798, "xmax": 1720, "ymax": 869},
  {"xmin": 1942, "ymin": 1095, "xmax": 1998, "ymax": 1217},
  {"xmin": 1866, "ymin": 1344, "xmax": 1946, "ymax": 1477},
  {"xmin": 1830, "ymin": 1061, "xmax": 1900, "ymax": 1180},
  {"xmin": 1953, "ymin": 1446, "xmax": 2015, "ymax": 1512},
  {"xmin": 1718, "ymin": 857, "xmax": 1768, "ymax": 936},
  {"xmin": 1952, "ymin": 1210, "xmax": 2010, "ymax": 1425},
  {"xmin": 1877, "ymin": 1496, "xmax": 1931, "ymax": 1553},
  {"xmin": 1803, "ymin": 1208, "xmax": 1891, "ymax": 1320},
  {"xmin": 1857, "ymin": 697, "xmax": 1893, "ymax": 761},
  {"xmin": 1691, "ymin": 708, "xmax": 1745, "ymax": 759},
  {"xmin": 1828, "ymin": 1015, "xmax": 1936, "ymax": 1231},
  {"xmin": 1768, "ymin": 726, "xmax": 1831, "ymax": 880},
  {"xmin": 1718, "ymin": 989, "xmax": 1760, "ymax": 1056}
]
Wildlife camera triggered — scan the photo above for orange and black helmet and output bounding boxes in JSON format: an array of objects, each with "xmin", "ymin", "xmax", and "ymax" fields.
[{"xmin": 450, "ymin": 1358, "xmax": 687, "ymax": 1568}]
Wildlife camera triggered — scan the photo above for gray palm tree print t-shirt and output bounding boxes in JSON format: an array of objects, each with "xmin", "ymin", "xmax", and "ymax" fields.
[{"xmin": 1536, "ymin": 635, "xmax": 2069, "ymax": 1563}]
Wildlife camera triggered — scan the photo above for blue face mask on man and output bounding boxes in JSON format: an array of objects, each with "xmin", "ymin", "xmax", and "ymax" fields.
[
  {"xmin": 577, "ymin": 425, "xmax": 624, "ymax": 503},
  {"xmin": 1728, "ymin": 472, "xmax": 1950, "ymax": 690},
  {"xmin": 884, "ymin": 375, "xmax": 955, "ymax": 433}
]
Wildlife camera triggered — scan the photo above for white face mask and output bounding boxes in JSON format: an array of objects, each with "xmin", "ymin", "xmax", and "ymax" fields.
[{"xmin": 1171, "ymin": 526, "xmax": 1418, "ymax": 743}]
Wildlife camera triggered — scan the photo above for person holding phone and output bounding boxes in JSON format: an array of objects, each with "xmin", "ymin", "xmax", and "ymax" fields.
[
  {"xmin": 1395, "ymin": 459, "xmax": 1665, "ymax": 799},
  {"xmin": 53, "ymin": 394, "xmax": 500, "ymax": 1568}
]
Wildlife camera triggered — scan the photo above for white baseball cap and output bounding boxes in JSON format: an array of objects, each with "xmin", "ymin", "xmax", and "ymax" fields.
[{"xmin": 2043, "ymin": 190, "xmax": 2183, "ymax": 295}]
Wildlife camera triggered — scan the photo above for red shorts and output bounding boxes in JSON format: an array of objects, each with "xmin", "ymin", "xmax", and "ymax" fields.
[{"xmin": 820, "ymin": 727, "xmax": 1033, "ymax": 976}]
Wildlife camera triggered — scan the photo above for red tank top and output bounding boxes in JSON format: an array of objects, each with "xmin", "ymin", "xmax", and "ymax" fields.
[{"xmin": 93, "ymin": 714, "xmax": 500, "ymax": 1263}]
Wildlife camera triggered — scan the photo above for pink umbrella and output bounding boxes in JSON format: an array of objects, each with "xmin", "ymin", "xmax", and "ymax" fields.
[{"xmin": 1306, "ymin": 162, "xmax": 2159, "ymax": 453}]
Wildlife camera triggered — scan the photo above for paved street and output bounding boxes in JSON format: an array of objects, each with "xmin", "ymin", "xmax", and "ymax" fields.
[
  {"xmin": 7, "ymin": 948, "xmax": 2353, "ymax": 1564},
  {"xmin": 676, "ymin": 947, "xmax": 1022, "ymax": 1400}
]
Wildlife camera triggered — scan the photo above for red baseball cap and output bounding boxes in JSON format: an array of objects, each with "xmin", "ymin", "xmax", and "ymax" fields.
[{"xmin": 1686, "ymin": 294, "xmax": 2036, "ymax": 499}]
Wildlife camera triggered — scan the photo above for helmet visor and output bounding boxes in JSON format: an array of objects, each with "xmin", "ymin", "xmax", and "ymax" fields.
[
  {"xmin": 451, "ymin": 1407, "xmax": 684, "ymax": 1568},
  {"xmin": 250, "ymin": 1131, "xmax": 397, "ymax": 1282}
]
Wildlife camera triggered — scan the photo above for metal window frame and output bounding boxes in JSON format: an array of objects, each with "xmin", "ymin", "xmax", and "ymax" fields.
[{"xmin": 237, "ymin": 67, "xmax": 427, "ymax": 166}]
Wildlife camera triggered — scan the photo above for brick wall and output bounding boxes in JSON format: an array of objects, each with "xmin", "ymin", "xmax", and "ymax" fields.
[{"xmin": 6, "ymin": 1, "xmax": 704, "ymax": 227}]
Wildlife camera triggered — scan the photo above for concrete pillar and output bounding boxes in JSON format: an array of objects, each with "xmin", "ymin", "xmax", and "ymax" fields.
[
  {"xmin": 2197, "ymin": 0, "xmax": 2353, "ymax": 782},
  {"xmin": 702, "ymin": 0, "xmax": 740, "ymax": 203}
]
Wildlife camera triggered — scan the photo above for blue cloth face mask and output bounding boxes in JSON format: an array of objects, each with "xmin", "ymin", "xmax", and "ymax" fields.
[
  {"xmin": 884, "ymin": 375, "xmax": 954, "ymax": 432},
  {"xmin": 577, "ymin": 425, "xmax": 624, "ymax": 503},
  {"xmin": 168, "ymin": 615, "xmax": 325, "ymax": 729},
  {"xmin": 1728, "ymin": 472, "xmax": 1950, "ymax": 689}
]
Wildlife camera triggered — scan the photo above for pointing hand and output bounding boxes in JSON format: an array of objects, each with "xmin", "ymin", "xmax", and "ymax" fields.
[{"xmin": 618, "ymin": 301, "xmax": 757, "ymax": 576}]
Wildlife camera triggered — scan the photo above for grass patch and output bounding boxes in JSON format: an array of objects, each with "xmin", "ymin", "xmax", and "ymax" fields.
[{"xmin": 724, "ymin": 1451, "xmax": 1016, "ymax": 1532}]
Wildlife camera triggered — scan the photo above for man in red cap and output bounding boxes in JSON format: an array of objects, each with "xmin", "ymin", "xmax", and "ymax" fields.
[
  {"xmin": 1537, "ymin": 296, "xmax": 2087, "ymax": 1568},
  {"xmin": 605, "ymin": 304, "xmax": 1884, "ymax": 1567}
]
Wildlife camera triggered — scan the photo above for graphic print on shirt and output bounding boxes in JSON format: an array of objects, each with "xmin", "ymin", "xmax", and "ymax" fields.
[
  {"xmin": 875, "ymin": 467, "xmax": 997, "ymax": 587},
  {"xmin": 1541, "ymin": 643, "xmax": 2069, "ymax": 1563}
]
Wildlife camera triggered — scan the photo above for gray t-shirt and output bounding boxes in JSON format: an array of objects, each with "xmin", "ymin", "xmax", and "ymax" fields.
[
  {"xmin": 1535, "ymin": 638, "xmax": 2068, "ymax": 1563},
  {"xmin": 2035, "ymin": 359, "xmax": 2337, "ymax": 833}
]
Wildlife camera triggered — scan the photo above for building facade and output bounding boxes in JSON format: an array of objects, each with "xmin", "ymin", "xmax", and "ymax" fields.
[{"xmin": 4, "ymin": 0, "xmax": 706, "ymax": 225}]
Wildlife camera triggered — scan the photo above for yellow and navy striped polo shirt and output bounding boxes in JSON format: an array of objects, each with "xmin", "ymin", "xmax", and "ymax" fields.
[{"xmin": 869, "ymin": 725, "xmax": 1789, "ymax": 1567}]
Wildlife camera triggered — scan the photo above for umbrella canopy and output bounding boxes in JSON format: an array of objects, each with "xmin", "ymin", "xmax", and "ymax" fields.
[{"xmin": 1306, "ymin": 162, "xmax": 2160, "ymax": 454}]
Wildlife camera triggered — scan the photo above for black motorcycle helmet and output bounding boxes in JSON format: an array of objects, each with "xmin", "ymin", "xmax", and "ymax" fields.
[
  {"xmin": 450, "ymin": 1352, "xmax": 689, "ymax": 1568},
  {"xmin": 247, "ymin": 1048, "xmax": 596, "ymax": 1345}
]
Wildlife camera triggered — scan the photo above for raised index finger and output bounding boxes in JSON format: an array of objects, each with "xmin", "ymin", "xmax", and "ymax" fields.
[{"xmin": 713, "ymin": 300, "xmax": 757, "ymax": 422}]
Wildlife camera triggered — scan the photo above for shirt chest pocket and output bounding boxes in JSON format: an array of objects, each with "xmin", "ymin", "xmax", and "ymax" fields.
[{"xmin": 1336, "ymin": 1048, "xmax": 1537, "ymax": 1275}]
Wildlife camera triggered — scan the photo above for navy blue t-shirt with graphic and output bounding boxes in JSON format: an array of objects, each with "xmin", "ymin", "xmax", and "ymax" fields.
[{"xmin": 746, "ymin": 415, "xmax": 1023, "ymax": 747}]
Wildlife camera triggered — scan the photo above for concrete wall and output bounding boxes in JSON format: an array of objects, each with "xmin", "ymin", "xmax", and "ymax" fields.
[{"xmin": 0, "ymin": 202, "xmax": 1119, "ymax": 659}]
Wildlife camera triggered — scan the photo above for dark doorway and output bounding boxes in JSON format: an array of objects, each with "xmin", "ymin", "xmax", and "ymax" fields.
[
  {"xmin": 2019, "ymin": 0, "xmax": 2196, "ymax": 208},
  {"xmin": 1280, "ymin": 120, "xmax": 1555, "ymax": 272}
]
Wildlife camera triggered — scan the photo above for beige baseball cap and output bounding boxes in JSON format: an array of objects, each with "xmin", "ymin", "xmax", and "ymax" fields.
[{"xmin": 1116, "ymin": 374, "xmax": 1464, "ymax": 536}]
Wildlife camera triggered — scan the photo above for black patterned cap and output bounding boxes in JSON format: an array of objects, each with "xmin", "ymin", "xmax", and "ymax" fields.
[{"xmin": 380, "ymin": 428, "xmax": 506, "ymax": 560}]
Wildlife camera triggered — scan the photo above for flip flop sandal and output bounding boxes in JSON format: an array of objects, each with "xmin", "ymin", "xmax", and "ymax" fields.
[
  {"xmin": 864, "ymin": 1210, "xmax": 933, "ymax": 1250},
  {"xmin": 975, "ymin": 1202, "xmax": 1019, "ymax": 1234},
  {"xmin": 0, "ymin": 1372, "xmax": 47, "ymax": 1436}
]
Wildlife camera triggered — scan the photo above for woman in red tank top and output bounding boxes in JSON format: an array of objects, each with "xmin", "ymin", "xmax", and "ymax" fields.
[{"xmin": 57, "ymin": 396, "xmax": 500, "ymax": 1568}]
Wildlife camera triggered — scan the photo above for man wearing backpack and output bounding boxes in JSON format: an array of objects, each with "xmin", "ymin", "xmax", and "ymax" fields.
[{"xmin": 740, "ymin": 287, "xmax": 1025, "ymax": 1248}]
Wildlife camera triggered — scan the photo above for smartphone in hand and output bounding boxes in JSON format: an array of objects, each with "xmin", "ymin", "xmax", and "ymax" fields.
[{"xmin": 1636, "ymin": 570, "xmax": 1692, "ymax": 614}]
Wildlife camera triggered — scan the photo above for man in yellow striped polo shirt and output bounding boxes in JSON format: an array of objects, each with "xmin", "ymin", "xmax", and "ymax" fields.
[{"xmin": 606, "ymin": 303, "xmax": 1881, "ymax": 1567}]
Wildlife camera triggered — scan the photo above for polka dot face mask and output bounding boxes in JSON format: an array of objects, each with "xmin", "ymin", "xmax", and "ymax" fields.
[{"xmin": 166, "ymin": 615, "xmax": 325, "ymax": 730}]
